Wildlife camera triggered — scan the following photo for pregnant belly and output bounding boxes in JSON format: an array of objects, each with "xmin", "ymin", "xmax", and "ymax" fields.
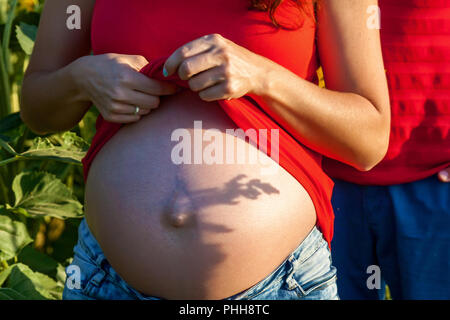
[{"xmin": 84, "ymin": 89, "xmax": 317, "ymax": 299}]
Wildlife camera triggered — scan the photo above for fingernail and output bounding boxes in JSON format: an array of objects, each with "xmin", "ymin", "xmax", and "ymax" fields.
[
  {"xmin": 438, "ymin": 170, "xmax": 449, "ymax": 181},
  {"xmin": 162, "ymin": 66, "xmax": 168, "ymax": 77}
]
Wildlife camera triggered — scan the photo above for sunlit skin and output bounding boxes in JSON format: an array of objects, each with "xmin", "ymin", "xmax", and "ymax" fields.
[
  {"xmin": 18, "ymin": 0, "xmax": 422, "ymax": 299},
  {"xmin": 438, "ymin": 168, "xmax": 450, "ymax": 182}
]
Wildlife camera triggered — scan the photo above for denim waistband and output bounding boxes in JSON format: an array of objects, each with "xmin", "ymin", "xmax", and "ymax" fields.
[
  {"xmin": 224, "ymin": 224, "xmax": 327, "ymax": 300},
  {"xmin": 77, "ymin": 219, "xmax": 107, "ymax": 268},
  {"xmin": 76, "ymin": 218, "xmax": 326, "ymax": 300}
]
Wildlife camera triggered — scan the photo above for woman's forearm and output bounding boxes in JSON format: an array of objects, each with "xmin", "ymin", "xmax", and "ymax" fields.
[
  {"xmin": 20, "ymin": 57, "xmax": 91, "ymax": 135},
  {"xmin": 251, "ymin": 60, "xmax": 390, "ymax": 171}
]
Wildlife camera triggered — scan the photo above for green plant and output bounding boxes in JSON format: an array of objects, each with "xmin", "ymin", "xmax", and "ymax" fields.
[
  {"xmin": 0, "ymin": 0, "xmax": 98, "ymax": 300},
  {"xmin": 0, "ymin": 113, "xmax": 89, "ymax": 299},
  {"xmin": 1, "ymin": 0, "xmax": 41, "ymax": 118}
]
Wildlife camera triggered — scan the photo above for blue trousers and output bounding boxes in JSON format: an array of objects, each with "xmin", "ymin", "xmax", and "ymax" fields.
[
  {"xmin": 63, "ymin": 219, "xmax": 338, "ymax": 300},
  {"xmin": 331, "ymin": 175, "xmax": 450, "ymax": 300}
]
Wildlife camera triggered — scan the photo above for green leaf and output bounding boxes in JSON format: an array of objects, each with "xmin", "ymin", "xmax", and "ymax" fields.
[
  {"xmin": 2, "ymin": 0, "xmax": 18, "ymax": 69},
  {"xmin": 0, "ymin": 0, "xmax": 7, "ymax": 25},
  {"xmin": 0, "ymin": 111, "xmax": 22, "ymax": 134},
  {"xmin": 0, "ymin": 135, "xmax": 17, "ymax": 155},
  {"xmin": 0, "ymin": 288, "xmax": 27, "ymax": 300},
  {"xmin": 0, "ymin": 208, "xmax": 33, "ymax": 261},
  {"xmin": 12, "ymin": 171, "xmax": 83, "ymax": 219},
  {"xmin": 17, "ymin": 245, "xmax": 60, "ymax": 278},
  {"xmin": 79, "ymin": 107, "xmax": 99, "ymax": 143},
  {"xmin": 60, "ymin": 131, "xmax": 90, "ymax": 152},
  {"xmin": 8, "ymin": 207, "xmax": 30, "ymax": 218},
  {"xmin": 2, "ymin": 263, "xmax": 63, "ymax": 300},
  {"xmin": 0, "ymin": 264, "xmax": 13, "ymax": 286},
  {"xmin": 19, "ymin": 133, "xmax": 88, "ymax": 164},
  {"xmin": 55, "ymin": 264, "xmax": 67, "ymax": 285},
  {"xmin": 15, "ymin": 22, "xmax": 37, "ymax": 55},
  {"xmin": 0, "ymin": 133, "xmax": 12, "ymax": 142}
]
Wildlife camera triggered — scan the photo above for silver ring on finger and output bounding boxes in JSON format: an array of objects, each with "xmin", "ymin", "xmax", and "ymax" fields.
[{"xmin": 134, "ymin": 106, "xmax": 140, "ymax": 115}]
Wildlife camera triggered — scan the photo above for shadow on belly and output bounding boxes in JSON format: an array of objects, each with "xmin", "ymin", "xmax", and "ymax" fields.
[{"xmin": 162, "ymin": 172, "xmax": 280, "ymax": 228}]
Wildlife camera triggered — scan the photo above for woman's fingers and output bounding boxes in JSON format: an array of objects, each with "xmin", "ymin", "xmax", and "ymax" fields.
[
  {"xmin": 127, "ymin": 71, "xmax": 178, "ymax": 96},
  {"xmin": 188, "ymin": 66, "xmax": 225, "ymax": 92},
  {"xmin": 127, "ymin": 55, "xmax": 151, "ymax": 71},
  {"xmin": 163, "ymin": 34, "xmax": 221, "ymax": 77},
  {"xmin": 101, "ymin": 106, "xmax": 141, "ymax": 123},
  {"xmin": 111, "ymin": 88, "xmax": 161, "ymax": 110},
  {"xmin": 178, "ymin": 52, "xmax": 222, "ymax": 81},
  {"xmin": 161, "ymin": 33, "xmax": 265, "ymax": 101},
  {"xmin": 198, "ymin": 81, "xmax": 233, "ymax": 102},
  {"xmin": 100, "ymin": 101, "xmax": 153, "ymax": 124},
  {"xmin": 109, "ymin": 101, "xmax": 153, "ymax": 115},
  {"xmin": 104, "ymin": 113, "xmax": 141, "ymax": 124}
]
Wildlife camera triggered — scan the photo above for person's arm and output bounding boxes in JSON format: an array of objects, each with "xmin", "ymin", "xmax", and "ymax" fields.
[
  {"xmin": 163, "ymin": 0, "xmax": 391, "ymax": 172},
  {"xmin": 20, "ymin": 0, "xmax": 95, "ymax": 134},
  {"xmin": 250, "ymin": 0, "xmax": 391, "ymax": 171},
  {"xmin": 20, "ymin": 0, "xmax": 176, "ymax": 135}
]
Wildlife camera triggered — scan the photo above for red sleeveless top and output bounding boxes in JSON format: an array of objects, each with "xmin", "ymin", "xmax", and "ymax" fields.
[
  {"xmin": 82, "ymin": 0, "xmax": 335, "ymax": 247},
  {"xmin": 324, "ymin": 0, "xmax": 450, "ymax": 185}
]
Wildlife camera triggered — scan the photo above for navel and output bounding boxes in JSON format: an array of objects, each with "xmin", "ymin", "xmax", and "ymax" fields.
[
  {"xmin": 168, "ymin": 211, "xmax": 190, "ymax": 228},
  {"xmin": 161, "ymin": 174, "xmax": 196, "ymax": 229},
  {"xmin": 164, "ymin": 194, "xmax": 195, "ymax": 228}
]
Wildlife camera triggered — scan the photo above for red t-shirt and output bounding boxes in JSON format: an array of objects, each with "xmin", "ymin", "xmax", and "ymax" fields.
[
  {"xmin": 324, "ymin": 0, "xmax": 450, "ymax": 185},
  {"xmin": 82, "ymin": 0, "xmax": 335, "ymax": 247}
]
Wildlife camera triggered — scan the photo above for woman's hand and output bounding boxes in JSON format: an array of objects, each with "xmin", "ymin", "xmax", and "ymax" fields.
[
  {"xmin": 162, "ymin": 33, "xmax": 271, "ymax": 102},
  {"xmin": 73, "ymin": 53, "xmax": 178, "ymax": 123},
  {"xmin": 438, "ymin": 168, "xmax": 450, "ymax": 182}
]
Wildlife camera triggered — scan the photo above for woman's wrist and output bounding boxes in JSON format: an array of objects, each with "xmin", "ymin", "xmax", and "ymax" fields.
[
  {"xmin": 67, "ymin": 55, "xmax": 93, "ymax": 103},
  {"xmin": 249, "ymin": 56, "xmax": 285, "ymax": 99}
]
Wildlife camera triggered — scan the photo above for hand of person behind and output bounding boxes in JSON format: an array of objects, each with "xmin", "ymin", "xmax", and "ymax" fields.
[{"xmin": 438, "ymin": 168, "xmax": 450, "ymax": 182}]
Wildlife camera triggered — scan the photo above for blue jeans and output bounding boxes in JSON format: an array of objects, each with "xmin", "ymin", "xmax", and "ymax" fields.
[
  {"xmin": 331, "ymin": 175, "xmax": 450, "ymax": 300},
  {"xmin": 62, "ymin": 218, "xmax": 338, "ymax": 300}
]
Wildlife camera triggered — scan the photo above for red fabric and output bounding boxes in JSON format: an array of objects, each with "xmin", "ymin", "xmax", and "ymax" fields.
[
  {"xmin": 83, "ymin": 0, "xmax": 335, "ymax": 247},
  {"xmin": 323, "ymin": 0, "xmax": 450, "ymax": 185}
]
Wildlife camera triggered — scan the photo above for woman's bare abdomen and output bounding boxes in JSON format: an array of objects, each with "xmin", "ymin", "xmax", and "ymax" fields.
[{"xmin": 84, "ymin": 89, "xmax": 317, "ymax": 299}]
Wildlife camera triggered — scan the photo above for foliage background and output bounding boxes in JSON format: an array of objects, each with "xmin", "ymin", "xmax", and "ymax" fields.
[{"xmin": 0, "ymin": 0, "xmax": 98, "ymax": 299}]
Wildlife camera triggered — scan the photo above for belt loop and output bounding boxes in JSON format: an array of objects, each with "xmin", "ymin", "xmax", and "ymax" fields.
[
  {"xmin": 288, "ymin": 254, "xmax": 295, "ymax": 264},
  {"xmin": 285, "ymin": 255, "xmax": 298, "ymax": 291},
  {"xmin": 94, "ymin": 253, "xmax": 107, "ymax": 270},
  {"xmin": 89, "ymin": 268, "xmax": 107, "ymax": 287},
  {"xmin": 285, "ymin": 253, "xmax": 307, "ymax": 296}
]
